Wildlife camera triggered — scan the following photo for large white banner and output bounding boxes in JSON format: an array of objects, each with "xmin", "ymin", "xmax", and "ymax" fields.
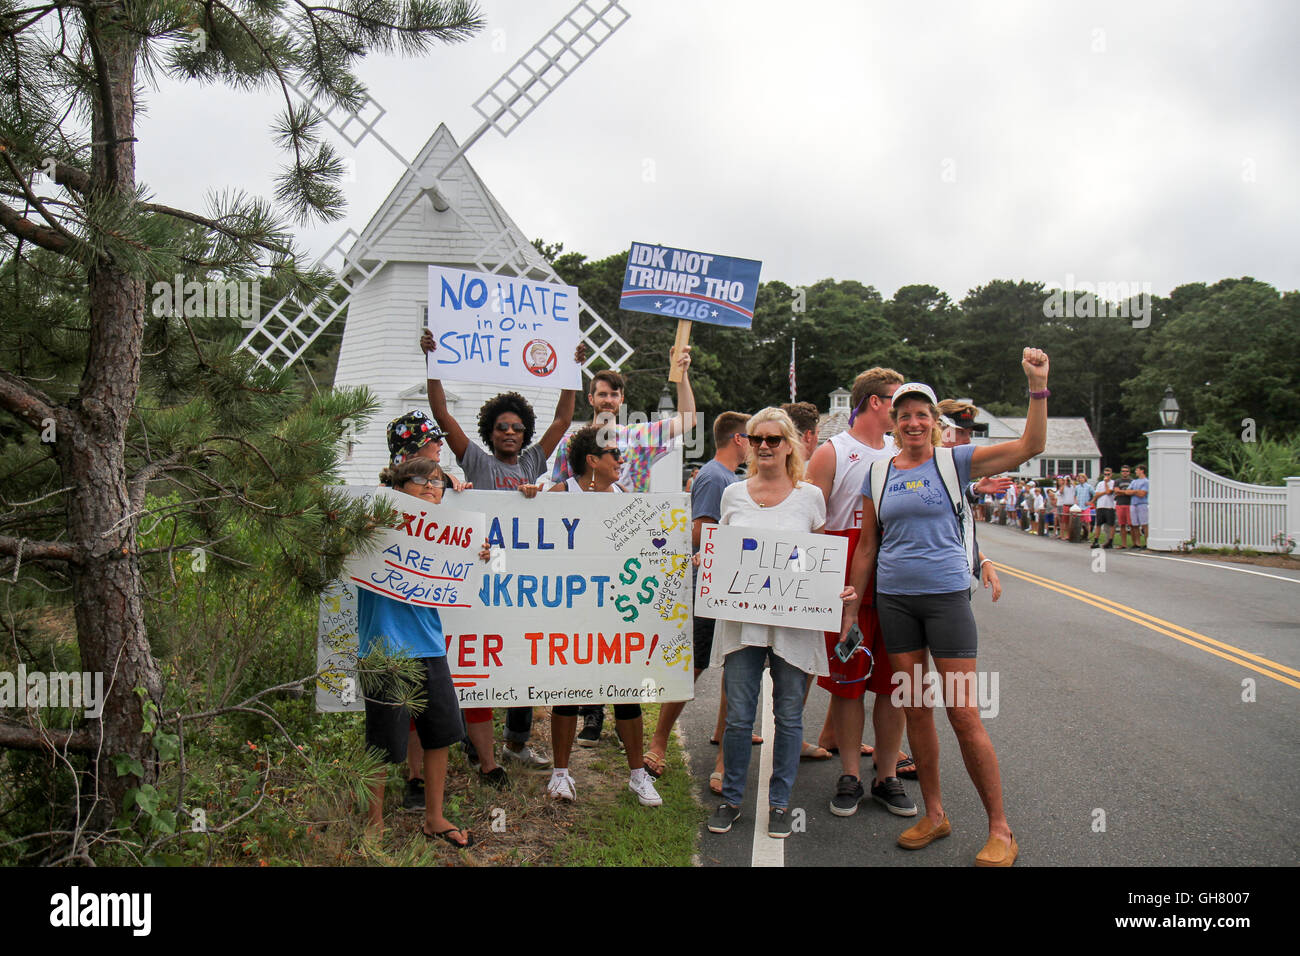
[
  {"xmin": 317, "ymin": 491, "xmax": 694, "ymax": 711},
  {"xmin": 694, "ymin": 524, "xmax": 848, "ymax": 631},
  {"xmin": 426, "ymin": 265, "xmax": 582, "ymax": 390}
]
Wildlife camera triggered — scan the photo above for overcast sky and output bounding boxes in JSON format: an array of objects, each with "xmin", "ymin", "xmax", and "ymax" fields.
[{"xmin": 137, "ymin": 0, "xmax": 1300, "ymax": 302}]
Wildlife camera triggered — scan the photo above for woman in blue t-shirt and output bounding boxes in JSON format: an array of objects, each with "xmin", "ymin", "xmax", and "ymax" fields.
[{"xmin": 839, "ymin": 348, "xmax": 1050, "ymax": 867}]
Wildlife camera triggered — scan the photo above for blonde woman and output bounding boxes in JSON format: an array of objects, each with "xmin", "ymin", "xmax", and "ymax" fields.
[
  {"xmin": 841, "ymin": 349, "xmax": 1050, "ymax": 866},
  {"xmin": 706, "ymin": 408, "xmax": 854, "ymax": 839}
]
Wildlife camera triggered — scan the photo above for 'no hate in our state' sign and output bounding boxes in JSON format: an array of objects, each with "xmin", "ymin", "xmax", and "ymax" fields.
[{"xmin": 427, "ymin": 265, "xmax": 582, "ymax": 390}]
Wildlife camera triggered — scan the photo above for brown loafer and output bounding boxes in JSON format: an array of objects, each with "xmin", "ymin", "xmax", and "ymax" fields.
[
  {"xmin": 897, "ymin": 813, "xmax": 951, "ymax": 850},
  {"xmin": 975, "ymin": 832, "xmax": 1018, "ymax": 867}
]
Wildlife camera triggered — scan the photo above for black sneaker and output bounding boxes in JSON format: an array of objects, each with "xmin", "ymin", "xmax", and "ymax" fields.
[
  {"xmin": 403, "ymin": 778, "xmax": 425, "ymax": 811},
  {"xmin": 768, "ymin": 807, "xmax": 792, "ymax": 839},
  {"xmin": 478, "ymin": 766, "xmax": 510, "ymax": 790},
  {"xmin": 870, "ymin": 776, "xmax": 918, "ymax": 817},
  {"xmin": 576, "ymin": 712, "xmax": 602, "ymax": 748},
  {"xmin": 708, "ymin": 803, "xmax": 742, "ymax": 833},
  {"xmin": 830, "ymin": 774, "xmax": 865, "ymax": 817}
]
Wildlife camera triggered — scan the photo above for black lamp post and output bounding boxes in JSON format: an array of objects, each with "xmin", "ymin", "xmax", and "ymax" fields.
[
  {"xmin": 657, "ymin": 385, "xmax": 675, "ymax": 420},
  {"xmin": 1158, "ymin": 386, "xmax": 1181, "ymax": 428}
]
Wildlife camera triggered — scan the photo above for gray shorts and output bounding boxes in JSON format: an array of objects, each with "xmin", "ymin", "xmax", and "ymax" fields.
[{"xmin": 876, "ymin": 590, "xmax": 979, "ymax": 660}]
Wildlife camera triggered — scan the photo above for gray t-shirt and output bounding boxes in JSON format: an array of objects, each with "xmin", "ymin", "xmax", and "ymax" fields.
[
  {"xmin": 458, "ymin": 442, "xmax": 548, "ymax": 491},
  {"xmin": 691, "ymin": 458, "xmax": 740, "ymax": 522},
  {"xmin": 863, "ymin": 444, "xmax": 975, "ymax": 595}
]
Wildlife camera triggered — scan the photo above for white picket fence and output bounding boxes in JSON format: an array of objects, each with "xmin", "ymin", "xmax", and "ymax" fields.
[{"xmin": 1188, "ymin": 463, "xmax": 1288, "ymax": 549}]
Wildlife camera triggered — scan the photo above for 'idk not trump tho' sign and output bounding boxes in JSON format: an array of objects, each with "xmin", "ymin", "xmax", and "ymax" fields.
[
  {"xmin": 426, "ymin": 265, "xmax": 582, "ymax": 390},
  {"xmin": 695, "ymin": 525, "xmax": 848, "ymax": 631},
  {"xmin": 620, "ymin": 241, "xmax": 762, "ymax": 329},
  {"xmin": 318, "ymin": 491, "xmax": 695, "ymax": 712}
]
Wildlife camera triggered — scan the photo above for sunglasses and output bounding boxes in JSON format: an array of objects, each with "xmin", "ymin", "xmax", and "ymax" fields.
[
  {"xmin": 746, "ymin": 434, "xmax": 785, "ymax": 448},
  {"xmin": 598, "ymin": 447, "xmax": 622, "ymax": 461},
  {"xmin": 494, "ymin": 422, "xmax": 526, "ymax": 433},
  {"xmin": 832, "ymin": 645, "xmax": 875, "ymax": 684},
  {"xmin": 405, "ymin": 476, "xmax": 445, "ymax": 488}
]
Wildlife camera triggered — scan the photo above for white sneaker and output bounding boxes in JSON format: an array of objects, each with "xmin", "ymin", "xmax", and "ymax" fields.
[
  {"xmin": 501, "ymin": 744, "xmax": 552, "ymax": 769},
  {"xmin": 546, "ymin": 772, "xmax": 577, "ymax": 802},
  {"xmin": 628, "ymin": 772, "xmax": 663, "ymax": 807}
]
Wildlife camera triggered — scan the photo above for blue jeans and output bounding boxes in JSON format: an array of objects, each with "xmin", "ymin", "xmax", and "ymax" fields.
[{"xmin": 721, "ymin": 645, "xmax": 805, "ymax": 809}]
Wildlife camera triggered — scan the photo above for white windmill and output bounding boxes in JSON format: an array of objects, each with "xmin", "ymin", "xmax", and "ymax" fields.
[{"xmin": 237, "ymin": 0, "xmax": 634, "ymax": 485}]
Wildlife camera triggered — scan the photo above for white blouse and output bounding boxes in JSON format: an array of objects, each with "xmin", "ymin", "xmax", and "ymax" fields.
[{"xmin": 708, "ymin": 480, "xmax": 830, "ymax": 677}]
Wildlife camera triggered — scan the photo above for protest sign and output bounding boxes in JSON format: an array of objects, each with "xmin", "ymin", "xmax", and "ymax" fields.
[
  {"xmin": 344, "ymin": 492, "xmax": 485, "ymax": 608},
  {"xmin": 426, "ymin": 265, "xmax": 581, "ymax": 389},
  {"xmin": 694, "ymin": 525, "xmax": 848, "ymax": 631},
  {"xmin": 317, "ymin": 490, "xmax": 694, "ymax": 711},
  {"xmin": 620, "ymin": 241, "xmax": 762, "ymax": 329}
]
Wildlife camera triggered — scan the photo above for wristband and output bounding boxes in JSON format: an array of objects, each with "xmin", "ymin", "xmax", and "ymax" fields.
[
  {"xmin": 979, "ymin": 558, "xmax": 993, "ymax": 568},
  {"xmin": 1028, "ymin": 388, "xmax": 1050, "ymax": 400}
]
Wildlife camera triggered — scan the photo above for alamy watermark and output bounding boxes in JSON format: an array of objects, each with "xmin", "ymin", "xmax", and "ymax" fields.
[
  {"xmin": 151, "ymin": 274, "xmax": 261, "ymax": 327},
  {"xmin": 593, "ymin": 404, "xmax": 704, "ymax": 460},
  {"xmin": 890, "ymin": 664, "xmax": 1000, "ymax": 718},
  {"xmin": 0, "ymin": 667, "xmax": 104, "ymax": 718},
  {"xmin": 1042, "ymin": 274, "xmax": 1152, "ymax": 328}
]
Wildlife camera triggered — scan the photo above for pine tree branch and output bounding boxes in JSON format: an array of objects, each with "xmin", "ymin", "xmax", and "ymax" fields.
[
  {"xmin": 0, "ymin": 367, "xmax": 58, "ymax": 428},
  {"xmin": 0, "ymin": 720, "xmax": 98, "ymax": 754},
  {"xmin": 0, "ymin": 198, "xmax": 74, "ymax": 254},
  {"xmin": 0, "ymin": 147, "xmax": 80, "ymax": 246},
  {"xmin": 0, "ymin": 534, "xmax": 82, "ymax": 564}
]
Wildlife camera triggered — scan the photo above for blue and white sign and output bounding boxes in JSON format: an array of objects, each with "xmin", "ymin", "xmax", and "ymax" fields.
[
  {"xmin": 427, "ymin": 265, "xmax": 582, "ymax": 390},
  {"xmin": 620, "ymin": 242, "xmax": 762, "ymax": 329}
]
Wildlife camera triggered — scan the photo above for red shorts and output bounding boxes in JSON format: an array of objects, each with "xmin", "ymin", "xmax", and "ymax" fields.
[
  {"xmin": 816, "ymin": 527, "xmax": 896, "ymax": 699},
  {"xmin": 1115, "ymin": 504, "xmax": 1132, "ymax": 526}
]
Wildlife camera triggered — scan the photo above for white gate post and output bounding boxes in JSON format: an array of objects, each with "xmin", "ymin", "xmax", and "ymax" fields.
[
  {"xmin": 1145, "ymin": 429, "xmax": 1196, "ymax": 551},
  {"xmin": 1285, "ymin": 477, "xmax": 1300, "ymax": 553}
]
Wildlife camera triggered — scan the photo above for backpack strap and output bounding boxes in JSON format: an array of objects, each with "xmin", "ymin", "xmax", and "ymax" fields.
[
  {"xmin": 933, "ymin": 447, "xmax": 978, "ymax": 578},
  {"xmin": 869, "ymin": 456, "xmax": 890, "ymax": 528}
]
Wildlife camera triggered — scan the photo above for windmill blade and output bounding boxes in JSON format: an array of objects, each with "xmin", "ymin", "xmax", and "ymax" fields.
[{"xmin": 240, "ymin": 1, "xmax": 633, "ymax": 373}]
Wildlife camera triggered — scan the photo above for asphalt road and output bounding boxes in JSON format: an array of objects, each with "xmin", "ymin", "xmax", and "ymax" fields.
[{"xmin": 682, "ymin": 524, "xmax": 1300, "ymax": 867}]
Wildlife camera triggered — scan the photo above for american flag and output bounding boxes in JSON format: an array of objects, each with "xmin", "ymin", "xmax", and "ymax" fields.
[{"xmin": 788, "ymin": 338, "xmax": 797, "ymax": 402}]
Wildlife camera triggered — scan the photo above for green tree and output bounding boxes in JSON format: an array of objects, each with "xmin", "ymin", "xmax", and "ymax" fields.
[{"xmin": 0, "ymin": 0, "xmax": 482, "ymax": 825}]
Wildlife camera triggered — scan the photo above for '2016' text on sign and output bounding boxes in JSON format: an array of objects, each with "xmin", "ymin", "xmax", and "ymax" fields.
[
  {"xmin": 619, "ymin": 241, "xmax": 762, "ymax": 329},
  {"xmin": 318, "ymin": 491, "xmax": 694, "ymax": 710},
  {"xmin": 695, "ymin": 524, "xmax": 847, "ymax": 631},
  {"xmin": 427, "ymin": 265, "xmax": 581, "ymax": 390},
  {"xmin": 344, "ymin": 492, "xmax": 486, "ymax": 608}
]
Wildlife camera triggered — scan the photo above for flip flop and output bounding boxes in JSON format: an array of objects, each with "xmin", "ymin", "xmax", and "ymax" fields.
[
  {"xmin": 709, "ymin": 772, "xmax": 723, "ymax": 795},
  {"xmin": 425, "ymin": 825, "xmax": 474, "ymax": 849},
  {"xmin": 643, "ymin": 749, "xmax": 667, "ymax": 779},
  {"xmin": 872, "ymin": 753, "xmax": 919, "ymax": 780},
  {"xmin": 800, "ymin": 742, "xmax": 832, "ymax": 760},
  {"xmin": 826, "ymin": 744, "xmax": 874, "ymax": 756}
]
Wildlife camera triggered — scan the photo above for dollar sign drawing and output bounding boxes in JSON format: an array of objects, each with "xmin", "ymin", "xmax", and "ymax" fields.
[
  {"xmin": 636, "ymin": 577, "xmax": 659, "ymax": 605},
  {"xmin": 614, "ymin": 594, "xmax": 638, "ymax": 622},
  {"xmin": 619, "ymin": 558, "xmax": 640, "ymax": 584}
]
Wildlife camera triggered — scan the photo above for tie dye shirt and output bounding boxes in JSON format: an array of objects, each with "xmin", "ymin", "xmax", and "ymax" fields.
[{"xmin": 549, "ymin": 419, "xmax": 673, "ymax": 492}]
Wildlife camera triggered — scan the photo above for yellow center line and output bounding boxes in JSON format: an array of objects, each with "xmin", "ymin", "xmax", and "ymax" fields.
[{"xmin": 993, "ymin": 563, "xmax": 1300, "ymax": 691}]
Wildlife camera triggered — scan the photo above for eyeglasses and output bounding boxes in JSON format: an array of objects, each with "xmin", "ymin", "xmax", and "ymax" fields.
[
  {"xmin": 406, "ymin": 476, "xmax": 445, "ymax": 488},
  {"xmin": 598, "ymin": 447, "xmax": 622, "ymax": 461},
  {"xmin": 746, "ymin": 434, "xmax": 785, "ymax": 448},
  {"xmin": 832, "ymin": 645, "xmax": 875, "ymax": 684},
  {"xmin": 847, "ymin": 392, "xmax": 893, "ymax": 426},
  {"xmin": 494, "ymin": 422, "xmax": 526, "ymax": 433}
]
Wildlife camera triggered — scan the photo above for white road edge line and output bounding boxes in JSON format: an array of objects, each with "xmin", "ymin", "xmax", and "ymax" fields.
[
  {"xmin": 750, "ymin": 669, "xmax": 783, "ymax": 867},
  {"xmin": 1127, "ymin": 551, "xmax": 1300, "ymax": 584}
]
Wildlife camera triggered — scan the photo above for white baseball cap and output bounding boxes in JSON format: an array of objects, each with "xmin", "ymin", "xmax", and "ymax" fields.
[{"xmin": 893, "ymin": 382, "xmax": 938, "ymax": 406}]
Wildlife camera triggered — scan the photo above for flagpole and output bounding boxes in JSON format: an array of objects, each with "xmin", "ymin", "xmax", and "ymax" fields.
[{"xmin": 789, "ymin": 337, "xmax": 797, "ymax": 402}]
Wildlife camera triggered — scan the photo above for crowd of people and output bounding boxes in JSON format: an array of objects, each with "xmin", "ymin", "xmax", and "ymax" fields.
[
  {"xmin": 978, "ymin": 464, "xmax": 1150, "ymax": 549},
  {"xmin": 356, "ymin": 332, "xmax": 1062, "ymax": 865}
]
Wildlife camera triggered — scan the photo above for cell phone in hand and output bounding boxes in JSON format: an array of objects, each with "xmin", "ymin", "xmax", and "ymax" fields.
[{"xmin": 836, "ymin": 622, "xmax": 864, "ymax": 663}]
